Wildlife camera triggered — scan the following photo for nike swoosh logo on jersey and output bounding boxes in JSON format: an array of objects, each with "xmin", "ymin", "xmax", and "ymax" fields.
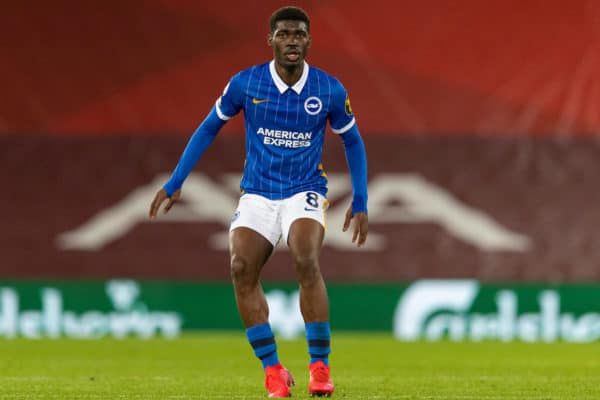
[
  {"xmin": 252, "ymin": 98, "xmax": 268, "ymax": 104},
  {"xmin": 304, "ymin": 207, "xmax": 318, "ymax": 212}
]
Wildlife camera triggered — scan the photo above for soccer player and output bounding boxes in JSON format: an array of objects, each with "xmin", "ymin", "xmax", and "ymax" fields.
[{"xmin": 149, "ymin": 6, "xmax": 368, "ymax": 398}]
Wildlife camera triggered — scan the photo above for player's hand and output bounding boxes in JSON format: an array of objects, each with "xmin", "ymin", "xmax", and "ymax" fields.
[
  {"xmin": 149, "ymin": 188, "xmax": 181, "ymax": 220},
  {"xmin": 342, "ymin": 206, "xmax": 368, "ymax": 247}
]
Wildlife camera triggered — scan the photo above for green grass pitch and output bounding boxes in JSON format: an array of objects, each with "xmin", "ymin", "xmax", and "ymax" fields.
[{"xmin": 1, "ymin": 333, "xmax": 600, "ymax": 399}]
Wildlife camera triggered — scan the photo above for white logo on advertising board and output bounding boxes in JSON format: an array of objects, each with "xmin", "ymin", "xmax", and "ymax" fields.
[
  {"xmin": 393, "ymin": 280, "xmax": 600, "ymax": 342},
  {"xmin": 394, "ymin": 280, "xmax": 479, "ymax": 340},
  {"xmin": 265, "ymin": 290, "xmax": 304, "ymax": 339},
  {"xmin": 0, "ymin": 280, "xmax": 181, "ymax": 339}
]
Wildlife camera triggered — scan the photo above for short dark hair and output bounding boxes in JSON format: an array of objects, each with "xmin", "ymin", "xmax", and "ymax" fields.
[{"xmin": 269, "ymin": 6, "xmax": 310, "ymax": 33}]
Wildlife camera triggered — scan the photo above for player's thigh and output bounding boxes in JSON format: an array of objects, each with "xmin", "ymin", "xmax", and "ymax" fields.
[
  {"xmin": 229, "ymin": 194, "xmax": 281, "ymax": 271},
  {"xmin": 229, "ymin": 227, "xmax": 274, "ymax": 275},
  {"xmin": 282, "ymin": 191, "xmax": 327, "ymax": 254},
  {"xmin": 287, "ymin": 218, "xmax": 324, "ymax": 261}
]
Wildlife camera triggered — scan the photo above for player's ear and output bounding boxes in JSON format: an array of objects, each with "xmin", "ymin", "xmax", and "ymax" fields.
[{"xmin": 267, "ymin": 32, "xmax": 273, "ymax": 47}]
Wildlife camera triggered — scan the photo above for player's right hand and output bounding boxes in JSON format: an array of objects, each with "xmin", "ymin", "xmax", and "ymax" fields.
[{"xmin": 149, "ymin": 188, "xmax": 181, "ymax": 220}]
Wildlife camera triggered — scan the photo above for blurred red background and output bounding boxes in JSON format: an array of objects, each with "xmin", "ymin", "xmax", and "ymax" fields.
[{"xmin": 4, "ymin": 0, "xmax": 600, "ymax": 136}]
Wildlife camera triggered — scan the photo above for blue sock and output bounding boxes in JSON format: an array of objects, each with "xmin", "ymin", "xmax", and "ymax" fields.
[
  {"xmin": 246, "ymin": 323, "xmax": 280, "ymax": 369},
  {"xmin": 306, "ymin": 322, "xmax": 331, "ymax": 366}
]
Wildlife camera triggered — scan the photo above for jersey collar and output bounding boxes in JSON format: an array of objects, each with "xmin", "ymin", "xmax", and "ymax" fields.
[{"xmin": 269, "ymin": 60, "xmax": 310, "ymax": 95}]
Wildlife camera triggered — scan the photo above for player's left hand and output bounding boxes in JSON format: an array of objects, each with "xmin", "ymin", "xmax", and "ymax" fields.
[
  {"xmin": 149, "ymin": 188, "xmax": 181, "ymax": 220},
  {"xmin": 342, "ymin": 206, "xmax": 368, "ymax": 247}
]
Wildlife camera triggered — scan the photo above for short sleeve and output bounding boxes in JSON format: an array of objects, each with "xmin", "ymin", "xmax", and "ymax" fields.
[
  {"xmin": 328, "ymin": 79, "xmax": 356, "ymax": 134},
  {"xmin": 215, "ymin": 73, "xmax": 244, "ymax": 121}
]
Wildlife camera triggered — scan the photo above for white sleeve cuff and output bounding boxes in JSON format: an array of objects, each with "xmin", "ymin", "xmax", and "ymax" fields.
[
  {"xmin": 215, "ymin": 98, "xmax": 232, "ymax": 121},
  {"xmin": 331, "ymin": 117, "xmax": 355, "ymax": 134}
]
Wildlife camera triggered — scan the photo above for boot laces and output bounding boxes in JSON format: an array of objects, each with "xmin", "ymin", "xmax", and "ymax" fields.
[{"xmin": 312, "ymin": 365, "xmax": 329, "ymax": 382}]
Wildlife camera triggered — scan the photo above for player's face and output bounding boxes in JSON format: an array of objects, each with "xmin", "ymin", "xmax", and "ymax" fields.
[{"xmin": 268, "ymin": 20, "xmax": 311, "ymax": 68}]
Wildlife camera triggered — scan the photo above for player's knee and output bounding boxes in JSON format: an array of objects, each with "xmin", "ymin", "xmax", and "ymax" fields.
[
  {"xmin": 230, "ymin": 256, "xmax": 257, "ymax": 286},
  {"xmin": 293, "ymin": 254, "xmax": 320, "ymax": 285}
]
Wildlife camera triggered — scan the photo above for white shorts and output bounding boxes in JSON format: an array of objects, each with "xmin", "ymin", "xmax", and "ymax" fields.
[{"xmin": 229, "ymin": 191, "xmax": 328, "ymax": 247}]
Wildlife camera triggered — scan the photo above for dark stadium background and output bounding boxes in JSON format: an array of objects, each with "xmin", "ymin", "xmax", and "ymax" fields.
[{"xmin": 2, "ymin": 0, "xmax": 600, "ymax": 339}]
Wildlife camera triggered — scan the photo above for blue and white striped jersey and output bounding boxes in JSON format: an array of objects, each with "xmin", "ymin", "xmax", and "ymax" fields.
[{"xmin": 216, "ymin": 61, "xmax": 356, "ymax": 200}]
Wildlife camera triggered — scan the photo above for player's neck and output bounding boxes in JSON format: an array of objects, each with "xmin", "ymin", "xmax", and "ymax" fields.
[{"xmin": 274, "ymin": 62, "xmax": 304, "ymax": 87}]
